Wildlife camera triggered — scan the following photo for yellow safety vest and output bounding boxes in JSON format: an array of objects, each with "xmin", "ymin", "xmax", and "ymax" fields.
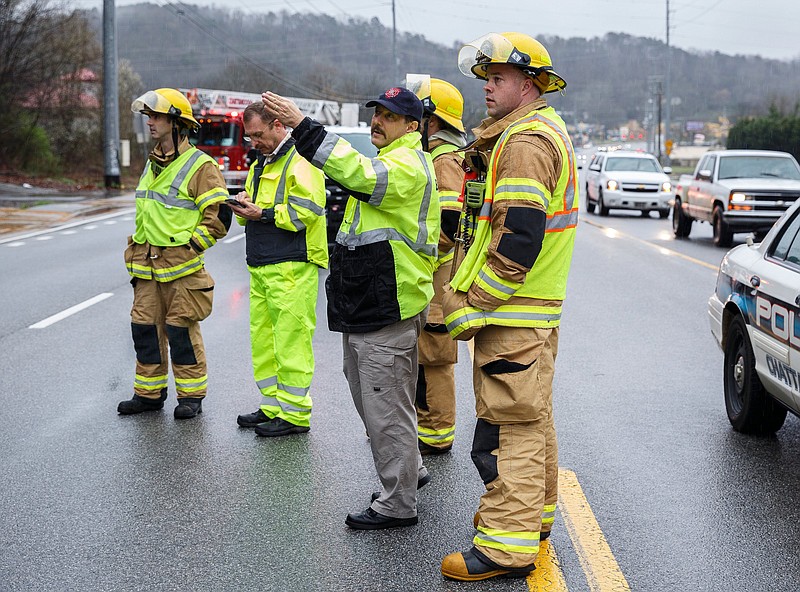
[
  {"xmin": 446, "ymin": 106, "xmax": 578, "ymax": 337},
  {"xmin": 129, "ymin": 146, "xmax": 227, "ymax": 282}
]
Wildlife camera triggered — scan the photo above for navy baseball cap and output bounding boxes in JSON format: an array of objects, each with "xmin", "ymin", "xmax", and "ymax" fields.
[{"xmin": 366, "ymin": 87, "xmax": 424, "ymax": 123}]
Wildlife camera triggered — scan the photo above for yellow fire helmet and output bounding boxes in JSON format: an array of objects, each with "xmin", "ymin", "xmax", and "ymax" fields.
[
  {"xmin": 457, "ymin": 32, "xmax": 566, "ymax": 94},
  {"xmin": 131, "ymin": 88, "xmax": 199, "ymax": 129},
  {"xmin": 406, "ymin": 74, "xmax": 465, "ymax": 133}
]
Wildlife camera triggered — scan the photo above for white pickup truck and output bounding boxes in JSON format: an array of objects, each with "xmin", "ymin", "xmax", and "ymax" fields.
[{"xmin": 672, "ymin": 149, "xmax": 800, "ymax": 247}]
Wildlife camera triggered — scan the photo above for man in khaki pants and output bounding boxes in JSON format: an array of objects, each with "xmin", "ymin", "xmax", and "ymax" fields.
[
  {"xmin": 441, "ymin": 33, "xmax": 578, "ymax": 580},
  {"xmin": 409, "ymin": 76, "xmax": 467, "ymax": 455}
]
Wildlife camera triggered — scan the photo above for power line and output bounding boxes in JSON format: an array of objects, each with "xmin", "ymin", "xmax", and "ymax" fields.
[{"xmin": 152, "ymin": 0, "xmax": 373, "ymax": 101}]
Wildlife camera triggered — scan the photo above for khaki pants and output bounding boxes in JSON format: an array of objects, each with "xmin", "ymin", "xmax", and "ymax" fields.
[
  {"xmin": 342, "ymin": 311, "xmax": 429, "ymax": 519},
  {"xmin": 416, "ymin": 260, "xmax": 459, "ymax": 450},
  {"xmin": 130, "ymin": 269, "xmax": 214, "ymax": 400},
  {"xmin": 470, "ymin": 325, "xmax": 559, "ymax": 568}
]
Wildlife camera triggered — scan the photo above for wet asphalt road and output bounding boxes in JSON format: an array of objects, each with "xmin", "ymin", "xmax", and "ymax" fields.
[{"xmin": 2, "ymin": 190, "xmax": 800, "ymax": 591}]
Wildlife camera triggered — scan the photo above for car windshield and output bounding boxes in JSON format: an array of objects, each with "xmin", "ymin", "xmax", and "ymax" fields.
[
  {"xmin": 339, "ymin": 132, "xmax": 376, "ymax": 157},
  {"xmin": 718, "ymin": 156, "xmax": 800, "ymax": 180},
  {"xmin": 604, "ymin": 157, "xmax": 660, "ymax": 173}
]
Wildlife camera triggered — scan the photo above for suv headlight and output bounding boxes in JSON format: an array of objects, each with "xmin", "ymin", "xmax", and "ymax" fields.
[
  {"xmin": 661, "ymin": 181, "xmax": 672, "ymax": 193},
  {"xmin": 606, "ymin": 179, "xmax": 618, "ymax": 191}
]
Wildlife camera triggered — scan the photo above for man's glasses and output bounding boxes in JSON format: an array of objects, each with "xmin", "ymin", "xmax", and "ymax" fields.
[{"xmin": 243, "ymin": 130, "xmax": 265, "ymax": 143}]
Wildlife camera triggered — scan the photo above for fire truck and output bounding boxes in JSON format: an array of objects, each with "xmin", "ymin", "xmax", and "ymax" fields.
[{"xmin": 179, "ymin": 88, "xmax": 358, "ymax": 193}]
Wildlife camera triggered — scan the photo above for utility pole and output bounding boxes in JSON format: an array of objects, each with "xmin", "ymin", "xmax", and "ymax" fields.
[
  {"xmin": 392, "ymin": 0, "xmax": 398, "ymax": 84},
  {"xmin": 664, "ymin": 0, "xmax": 672, "ymax": 163},
  {"xmin": 103, "ymin": 0, "xmax": 121, "ymax": 189}
]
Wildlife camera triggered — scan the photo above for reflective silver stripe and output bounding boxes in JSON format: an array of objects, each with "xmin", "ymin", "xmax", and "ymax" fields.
[
  {"xmin": 152, "ymin": 257, "xmax": 204, "ymax": 280},
  {"xmin": 419, "ymin": 429, "xmax": 455, "ymax": 442},
  {"xmin": 336, "ymin": 149, "xmax": 437, "ymax": 257},
  {"xmin": 175, "ymin": 378, "xmax": 207, "ymax": 389},
  {"xmin": 446, "ymin": 309, "xmax": 561, "ymax": 332},
  {"xmin": 338, "ymin": 227, "xmax": 437, "ymax": 257},
  {"xmin": 286, "ymin": 205, "xmax": 305, "ymax": 231},
  {"xmin": 475, "ymin": 531, "xmax": 539, "ymax": 548},
  {"xmin": 477, "ymin": 269, "xmax": 517, "ymax": 295},
  {"xmin": 193, "ymin": 226, "xmax": 214, "ymax": 248},
  {"xmin": 279, "ymin": 382, "xmax": 311, "ymax": 398},
  {"xmin": 278, "ymin": 400, "xmax": 311, "ymax": 414},
  {"xmin": 311, "ymin": 132, "xmax": 339, "ymax": 168},
  {"xmin": 542, "ymin": 509, "xmax": 556, "ymax": 520},
  {"xmin": 271, "ymin": 147, "xmax": 295, "ymax": 206},
  {"xmin": 196, "ymin": 189, "xmax": 227, "ymax": 209},
  {"xmin": 546, "ymin": 210, "xmax": 579, "ymax": 231},
  {"xmin": 135, "ymin": 376, "xmax": 168, "ymax": 387},
  {"xmin": 440, "ymin": 193, "xmax": 461, "ymax": 204},
  {"xmin": 529, "ymin": 113, "xmax": 577, "ymax": 210},
  {"xmin": 168, "ymin": 150, "xmax": 204, "ymax": 202},
  {"xmin": 262, "ymin": 395, "xmax": 280, "ymax": 407},
  {"xmin": 288, "ymin": 195, "xmax": 325, "ymax": 216},
  {"xmin": 256, "ymin": 376, "xmax": 278, "ymax": 390},
  {"xmin": 495, "ymin": 183, "xmax": 550, "ymax": 209},
  {"xmin": 414, "ymin": 150, "xmax": 434, "ymax": 249},
  {"xmin": 367, "ymin": 159, "xmax": 389, "ymax": 206},
  {"xmin": 137, "ymin": 189, "xmax": 198, "ymax": 210}
]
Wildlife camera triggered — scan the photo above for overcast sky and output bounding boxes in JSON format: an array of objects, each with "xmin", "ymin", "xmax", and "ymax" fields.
[{"xmin": 78, "ymin": 0, "xmax": 800, "ymax": 62}]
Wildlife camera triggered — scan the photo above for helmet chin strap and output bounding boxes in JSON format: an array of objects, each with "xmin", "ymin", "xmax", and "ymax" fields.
[
  {"xmin": 168, "ymin": 105, "xmax": 183, "ymax": 156},
  {"xmin": 171, "ymin": 123, "xmax": 180, "ymax": 156}
]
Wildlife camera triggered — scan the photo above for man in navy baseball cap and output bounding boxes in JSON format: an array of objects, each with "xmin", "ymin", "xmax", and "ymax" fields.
[
  {"xmin": 364, "ymin": 87, "xmax": 425, "ymax": 149},
  {"xmin": 366, "ymin": 87, "xmax": 424, "ymax": 124}
]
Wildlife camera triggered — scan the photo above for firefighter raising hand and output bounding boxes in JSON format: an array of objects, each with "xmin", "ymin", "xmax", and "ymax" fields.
[{"xmin": 261, "ymin": 92, "xmax": 305, "ymax": 129}]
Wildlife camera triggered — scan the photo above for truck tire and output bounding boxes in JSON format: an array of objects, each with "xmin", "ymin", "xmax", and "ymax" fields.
[
  {"xmin": 672, "ymin": 199, "xmax": 692, "ymax": 238},
  {"xmin": 597, "ymin": 190, "xmax": 609, "ymax": 216},
  {"xmin": 724, "ymin": 315, "xmax": 787, "ymax": 434},
  {"xmin": 712, "ymin": 205, "xmax": 733, "ymax": 247}
]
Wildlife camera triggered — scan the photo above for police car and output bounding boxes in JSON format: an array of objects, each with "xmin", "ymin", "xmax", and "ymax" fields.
[{"xmin": 708, "ymin": 199, "xmax": 800, "ymax": 434}]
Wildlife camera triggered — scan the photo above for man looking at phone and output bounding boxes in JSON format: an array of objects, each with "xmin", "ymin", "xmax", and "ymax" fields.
[{"xmin": 230, "ymin": 101, "xmax": 328, "ymax": 437}]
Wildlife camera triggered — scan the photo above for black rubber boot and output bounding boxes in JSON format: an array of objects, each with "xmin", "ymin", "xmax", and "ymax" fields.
[
  {"xmin": 118, "ymin": 389, "xmax": 167, "ymax": 415},
  {"xmin": 174, "ymin": 397, "xmax": 203, "ymax": 419}
]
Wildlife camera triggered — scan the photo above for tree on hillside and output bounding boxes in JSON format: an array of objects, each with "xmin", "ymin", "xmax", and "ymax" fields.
[
  {"xmin": 0, "ymin": 0, "xmax": 101, "ymax": 172},
  {"xmin": 727, "ymin": 104, "xmax": 800, "ymax": 161}
]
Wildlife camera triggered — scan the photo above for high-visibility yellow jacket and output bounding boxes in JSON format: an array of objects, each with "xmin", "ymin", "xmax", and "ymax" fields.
[
  {"xmin": 445, "ymin": 101, "xmax": 578, "ymax": 338},
  {"xmin": 239, "ymin": 139, "xmax": 328, "ymax": 268},
  {"xmin": 292, "ymin": 117, "xmax": 440, "ymax": 333},
  {"xmin": 127, "ymin": 142, "xmax": 228, "ymax": 282}
]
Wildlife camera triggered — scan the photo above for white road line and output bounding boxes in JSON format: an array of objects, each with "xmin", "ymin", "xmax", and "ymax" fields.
[
  {"xmin": 0, "ymin": 208, "xmax": 135, "ymax": 246},
  {"xmin": 29, "ymin": 293, "xmax": 114, "ymax": 329},
  {"xmin": 35, "ymin": 236, "xmax": 53, "ymax": 241},
  {"xmin": 223, "ymin": 233, "xmax": 245, "ymax": 244}
]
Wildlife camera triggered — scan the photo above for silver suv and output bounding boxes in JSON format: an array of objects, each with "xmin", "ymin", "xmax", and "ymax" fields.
[{"xmin": 585, "ymin": 150, "xmax": 672, "ymax": 218}]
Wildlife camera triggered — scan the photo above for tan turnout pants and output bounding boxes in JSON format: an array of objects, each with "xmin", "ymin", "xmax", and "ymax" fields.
[
  {"xmin": 130, "ymin": 269, "xmax": 214, "ymax": 400},
  {"xmin": 470, "ymin": 324, "xmax": 559, "ymax": 569}
]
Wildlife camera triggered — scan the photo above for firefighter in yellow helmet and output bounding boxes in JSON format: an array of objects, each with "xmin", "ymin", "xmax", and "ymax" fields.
[
  {"xmin": 440, "ymin": 33, "xmax": 578, "ymax": 580},
  {"xmin": 118, "ymin": 88, "xmax": 229, "ymax": 419},
  {"xmin": 407, "ymin": 75, "xmax": 467, "ymax": 455}
]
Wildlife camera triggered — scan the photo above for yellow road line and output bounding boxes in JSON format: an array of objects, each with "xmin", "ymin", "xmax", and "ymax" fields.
[
  {"xmin": 581, "ymin": 216, "xmax": 719, "ymax": 271},
  {"xmin": 558, "ymin": 468, "xmax": 631, "ymax": 592},
  {"xmin": 527, "ymin": 539, "xmax": 569, "ymax": 591}
]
